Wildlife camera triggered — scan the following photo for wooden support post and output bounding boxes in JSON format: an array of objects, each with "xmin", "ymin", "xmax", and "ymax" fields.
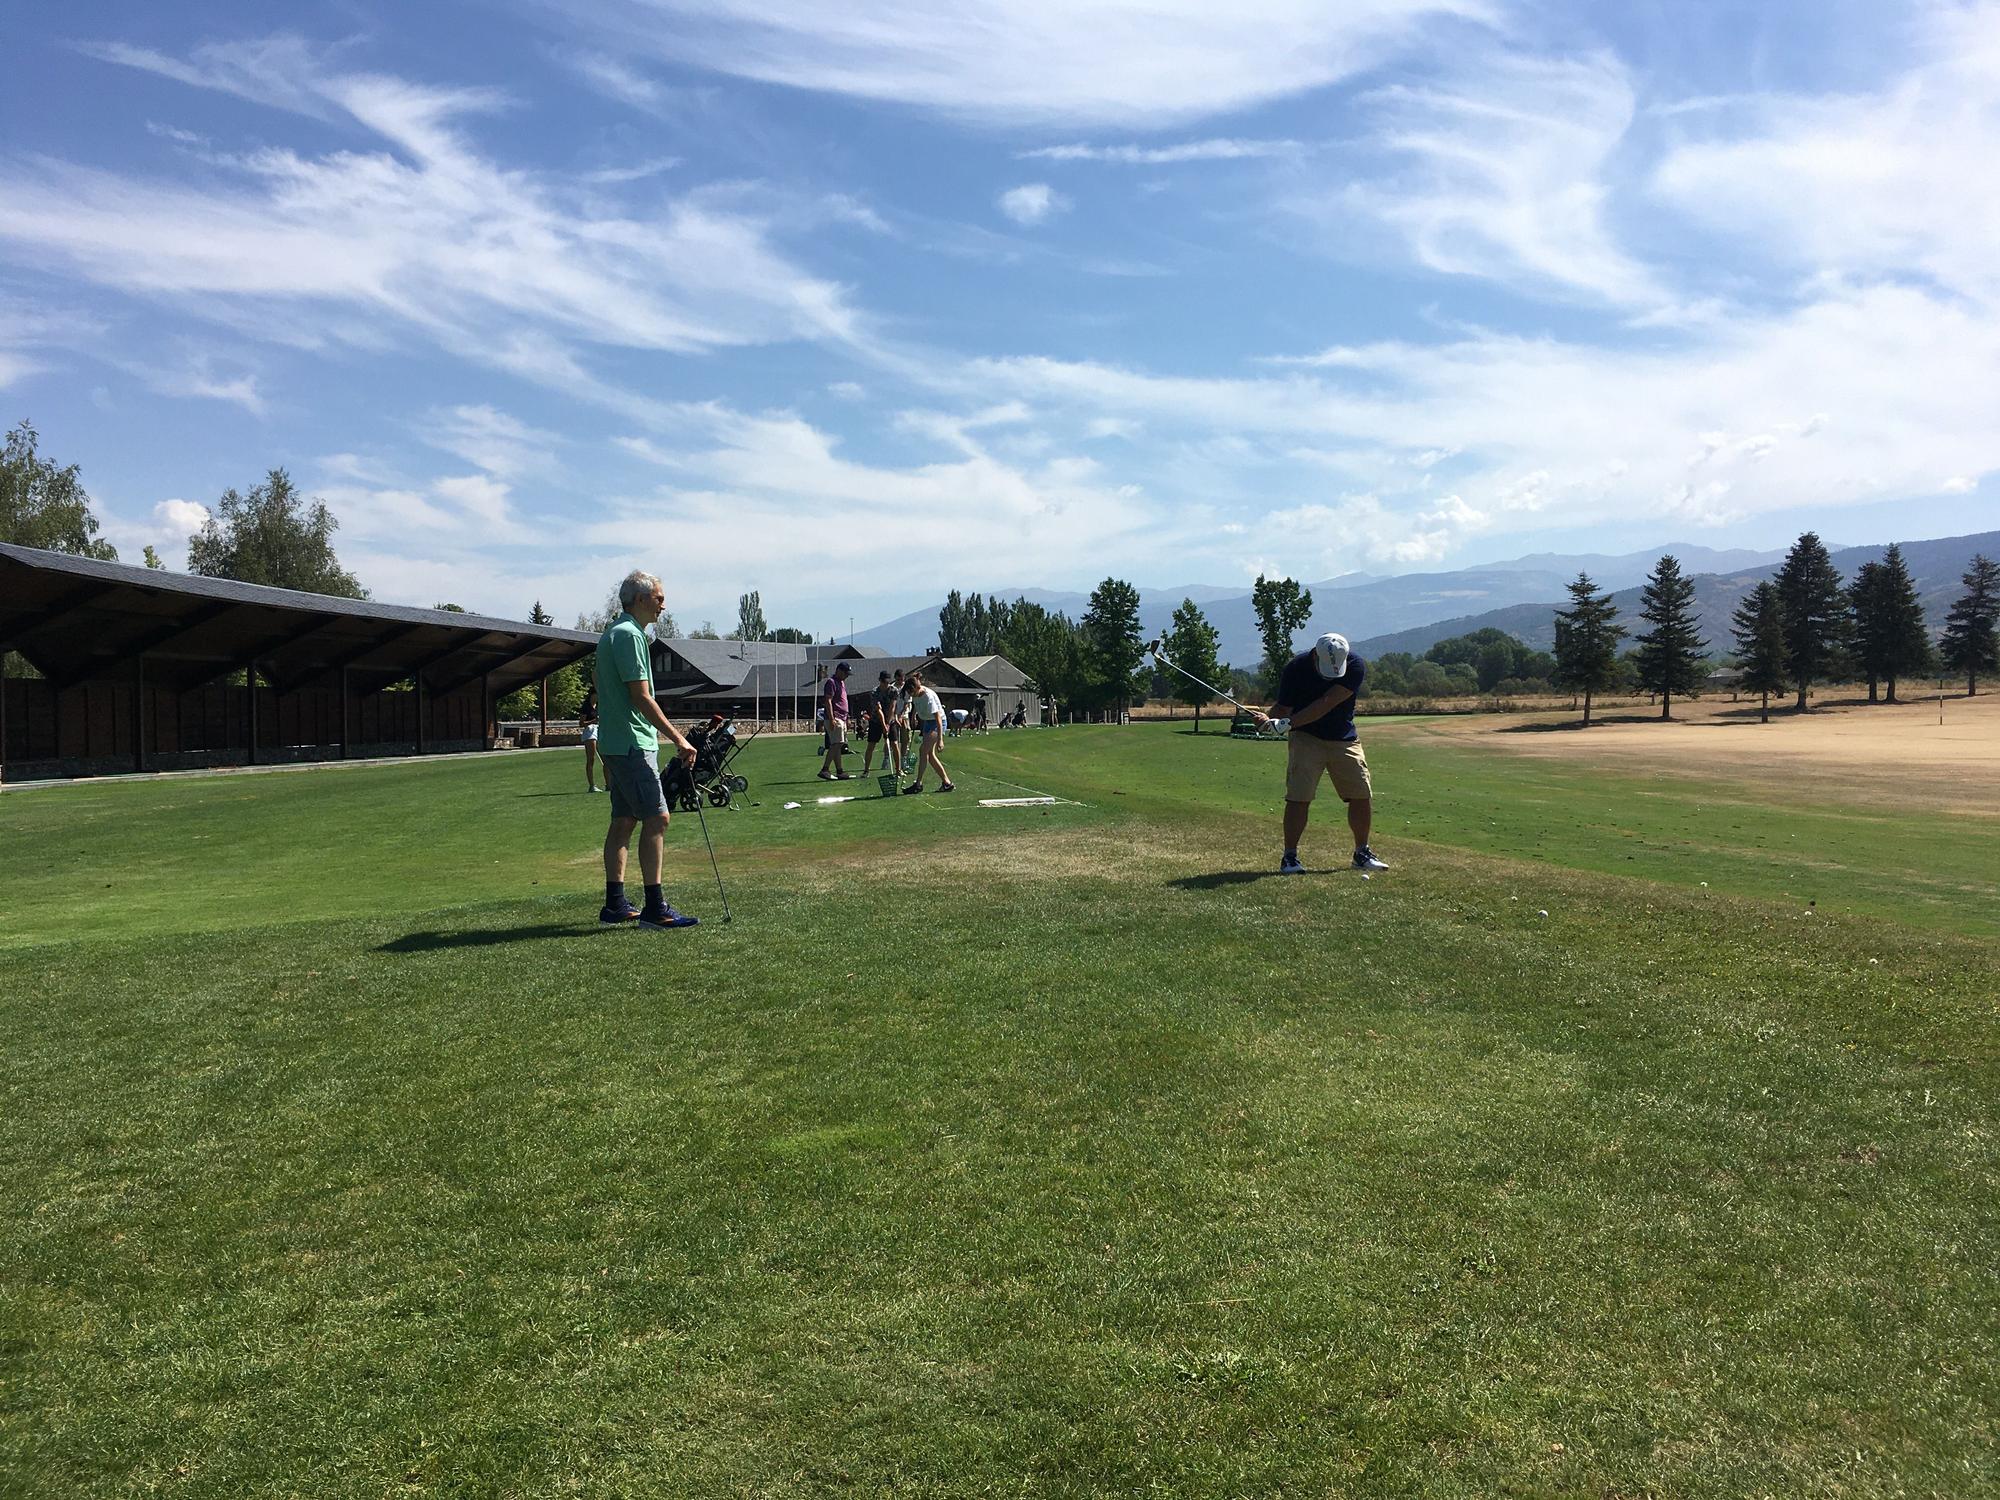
[
  {"xmin": 133, "ymin": 653, "xmax": 146, "ymax": 773},
  {"xmin": 539, "ymin": 675, "xmax": 548, "ymax": 739},
  {"xmin": 481, "ymin": 672, "xmax": 491, "ymax": 750},
  {"xmin": 247, "ymin": 661, "xmax": 259, "ymax": 766},
  {"xmin": 339, "ymin": 665, "xmax": 350, "ymax": 761},
  {"xmin": 416, "ymin": 671, "xmax": 426, "ymax": 756},
  {"xmin": 0, "ymin": 658, "xmax": 9, "ymax": 787}
]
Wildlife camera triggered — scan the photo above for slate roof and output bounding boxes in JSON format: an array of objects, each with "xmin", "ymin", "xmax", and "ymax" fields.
[{"xmin": 0, "ymin": 541, "xmax": 595, "ymax": 696}]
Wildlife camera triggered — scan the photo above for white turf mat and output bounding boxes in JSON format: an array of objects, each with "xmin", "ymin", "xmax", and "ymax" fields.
[{"xmin": 978, "ymin": 796, "xmax": 1061, "ymax": 807}]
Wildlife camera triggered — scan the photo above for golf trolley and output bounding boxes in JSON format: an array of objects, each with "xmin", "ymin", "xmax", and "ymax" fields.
[{"xmin": 661, "ymin": 716, "xmax": 758, "ymax": 811}]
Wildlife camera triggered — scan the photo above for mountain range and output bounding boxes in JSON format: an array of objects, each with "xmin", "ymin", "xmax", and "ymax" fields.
[
  {"xmin": 1348, "ymin": 530, "xmax": 1999, "ymax": 660},
  {"xmin": 859, "ymin": 544, "xmax": 1790, "ymax": 663}
]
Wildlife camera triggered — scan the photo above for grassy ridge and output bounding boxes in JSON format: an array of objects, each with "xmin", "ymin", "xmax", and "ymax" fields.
[{"xmin": 3, "ymin": 726, "xmax": 1995, "ymax": 1496}]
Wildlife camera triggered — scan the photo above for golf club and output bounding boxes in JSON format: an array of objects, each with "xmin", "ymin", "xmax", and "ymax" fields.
[
  {"xmin": 689, "ymin": 787, "xmax": 733, "ymax": 923},
  {"xmin": 1144, "ymin": 637, "xmax": 1259, "ymax": 715}
]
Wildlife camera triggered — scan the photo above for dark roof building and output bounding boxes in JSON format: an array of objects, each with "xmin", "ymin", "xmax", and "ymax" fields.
[{"xmin": 2, "ymin": 541, "xmax": 595, "ymax": 780}]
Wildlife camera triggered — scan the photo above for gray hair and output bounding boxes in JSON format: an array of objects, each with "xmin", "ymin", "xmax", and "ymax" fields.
[{"xmin": 617, "ymin": 570, "xmax": 661, "ymax": 610}]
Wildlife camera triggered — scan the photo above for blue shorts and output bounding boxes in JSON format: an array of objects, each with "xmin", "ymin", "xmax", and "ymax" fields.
[{"xmin": 604, "ymin": 748, "xmax": 667, "ymax": 820}]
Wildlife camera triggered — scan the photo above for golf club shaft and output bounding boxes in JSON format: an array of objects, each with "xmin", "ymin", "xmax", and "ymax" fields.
[
  {"xmin": 689, "ymin": 793, "xmax": 733, "ymax": 921},
  {"xmin": 1149, "ymin": 648, "xmax": 1256, "ymax": 714}
]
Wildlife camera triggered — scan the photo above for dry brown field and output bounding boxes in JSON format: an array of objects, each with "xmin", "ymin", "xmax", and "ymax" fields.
[{"xmin": 1415, "ymin": 685, "xmax": 2000, "ymax": 815}]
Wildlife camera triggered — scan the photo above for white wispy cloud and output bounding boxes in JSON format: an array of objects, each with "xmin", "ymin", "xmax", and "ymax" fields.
[
  {"xmin": 967, "ymin": 277, "xmax": 2000, "ymax": 566},
  {"xmin": 601, "ymin": 403, "xmax": 1189, "ymax": 609},
  {"xmin": 998, "ymin": 183, "xmax": 1067, "ymax": 226},
  {"xmin": 1652, "ymin": 1, "xmax": 2000, "ymax": 304},
  {"xmin": 420, "ymin": 405, "xmax": 563, "ymax": 480},
  {"xmin": 2, "ymin": 38, "xmax": 870, "ymax": 419},
  {"xmin": 545, "ymin": 0, "xmax": 1498, "ymax": 127},
  {"xmin": 1020, "ymin": 138, "xmax": 1304, "ymax": 164},
  {"xmin": 1313, "ymin": 50, "xmax": 1664, "ymax": 308}
]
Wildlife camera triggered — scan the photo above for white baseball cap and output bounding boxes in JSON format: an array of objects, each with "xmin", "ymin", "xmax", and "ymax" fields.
[{"xmin": 1313, "ymin": 632, "xmax": 1350, "ymax": 678}]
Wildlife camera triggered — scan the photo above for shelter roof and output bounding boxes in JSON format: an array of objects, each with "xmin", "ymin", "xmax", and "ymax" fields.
[{"xmin": 0, "ymin": 541, "xmax": 595, "ymax": 696}]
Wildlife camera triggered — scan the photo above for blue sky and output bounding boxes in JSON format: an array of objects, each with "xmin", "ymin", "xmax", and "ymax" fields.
[{"xmin": 2, "ymin": 0, "xmax": 1996, "ymax": 631}]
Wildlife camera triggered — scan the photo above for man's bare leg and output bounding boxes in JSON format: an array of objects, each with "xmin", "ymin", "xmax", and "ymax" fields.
[
  {"xmin": 1346, "ymin": 797, "xmax": 1371, "ymax": 853},
  {"xmin": 604, "ymin": 814, "xmax": 636, "ymax": 881},
  {"xmin": 639, "ymin": 815, "xmax": 666, "ymax": 885},
  {"xmin": 1283, "ymin": 798, "xmax": 1311, "ymax": 852}
]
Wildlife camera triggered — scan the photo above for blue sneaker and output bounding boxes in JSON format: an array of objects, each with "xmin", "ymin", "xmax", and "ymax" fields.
[
  {"xmin": 638, "ymin": 905, "xmax": 700, "ymax": 930},
  {"xmin": 599, "ymin": 901, "xmax": 639, "ymax": 925},
  {"xmin": 1353, "ymin": 845, "xmax": 1389, "ymax": 871},
  {"xmin": 1279, "ymin": 852, "xmax": 1305, "ymax": 876}
]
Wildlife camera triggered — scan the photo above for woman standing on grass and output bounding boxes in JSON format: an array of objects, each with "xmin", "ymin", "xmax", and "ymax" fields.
[
  {"xmin": 902, "ymin": 671, "xmax": 954, "ymax": 794},
  {"xmin": 579, "ymin": 687, "xmax": 601, "ymax": 794}
]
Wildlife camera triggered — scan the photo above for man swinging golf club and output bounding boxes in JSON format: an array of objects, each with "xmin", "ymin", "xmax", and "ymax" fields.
[{"xmin": 1249, "ymin": 632, "xmax": 1388, "ymax": 875}]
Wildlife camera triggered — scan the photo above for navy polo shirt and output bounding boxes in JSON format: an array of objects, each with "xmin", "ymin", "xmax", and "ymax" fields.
[{"xmin": 1276, "ymin": 650, "xmax": 1365, "ymax": 742}]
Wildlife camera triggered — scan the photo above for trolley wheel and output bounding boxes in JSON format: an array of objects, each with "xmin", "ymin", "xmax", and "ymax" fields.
[
  {"xmin": 726, "ymin": 774, "xmax": 748, "ymax": 793},
  {"xmin": 707, "ymin": 785, "xmax": 731, "ymax": 808},
  {"xmin": 679, "ymin": 790, "xmax": 700, "ymax": 812}
]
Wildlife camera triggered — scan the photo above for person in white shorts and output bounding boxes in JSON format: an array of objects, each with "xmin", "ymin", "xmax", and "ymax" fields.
[{"xmin": 902, "ymin": 671, "xmax": 955, "ymax": 794}]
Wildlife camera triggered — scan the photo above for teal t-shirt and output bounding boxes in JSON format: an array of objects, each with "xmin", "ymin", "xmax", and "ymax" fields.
[{"xmin": 594, "ymin": 614, "xmax": 658, "ymax": 759}]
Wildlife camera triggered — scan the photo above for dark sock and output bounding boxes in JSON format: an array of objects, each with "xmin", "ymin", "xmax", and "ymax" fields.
[
  {"xmin": 1284, "ymin": 847, "xmax": 1298, "ymax": 860},
  {"xmin": 643, "ymin": 884, "xmax": 665, "ymax": 913},
  {"xmin": 606, "ymin": 880, "xmax": 626, "ymax": 907}
]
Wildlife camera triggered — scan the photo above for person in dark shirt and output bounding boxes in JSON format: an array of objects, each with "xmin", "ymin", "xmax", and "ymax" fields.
[
  {"xmin": 579, "ymin": 688, "xmax": 600, "ymax": 794},
  {"xmin": 1250, "ymin": 632, "xmax": 1388, "ymax": 874},
  {"xmin": 861, "ymin": 670, "xmax": 896, "ymax": 776}
]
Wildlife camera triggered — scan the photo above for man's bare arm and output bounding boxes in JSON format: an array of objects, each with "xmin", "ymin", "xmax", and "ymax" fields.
[
  {"xmin": 629, "ymin": 676, "xmax": 697, "ymax": 764},
  {"xmin": 1254, "ymin": 682, "xmax": 1352, "ymax": 728}
]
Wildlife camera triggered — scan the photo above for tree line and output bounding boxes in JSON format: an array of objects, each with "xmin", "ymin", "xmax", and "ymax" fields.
[{"xmin": 1551, "ymin": 535, "xmax": 1999, "ymax": 726}]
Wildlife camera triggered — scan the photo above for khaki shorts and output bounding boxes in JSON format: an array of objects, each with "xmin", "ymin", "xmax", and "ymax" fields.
[{"xmin": 1286, "ymin": 735, "xmax": 1372, "ymax": 804}]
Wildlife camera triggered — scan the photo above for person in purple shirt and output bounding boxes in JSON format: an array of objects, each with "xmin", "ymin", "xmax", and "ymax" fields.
[{"xmin": 817, "ymin": 661, "xmax": 852, "ymax": 781}]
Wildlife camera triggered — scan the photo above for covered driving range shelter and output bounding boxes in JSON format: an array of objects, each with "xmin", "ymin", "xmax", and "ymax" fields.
[{"xmin": 1, "ymin": 541, "xmax": 596, "ymax": 783}]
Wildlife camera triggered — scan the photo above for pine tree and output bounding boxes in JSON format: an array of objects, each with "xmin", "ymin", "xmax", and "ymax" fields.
[
  {"xmin": 1772, "ymin": 531, "xmax": 1848, "ymax": 711},
  {"xmin": 1730, "ymin": 581, "xmax": 1790, "ymax": 724},
  {"xmin": 529, "ymin": 600, "xmax": 554, "ymax": 626},
  {"xmin": 1162, "ymin": 598, "xmax": 1225, "ymax": 731},
  {"xmin": 1874, "ymin": 545, "xmax": 1932, "ymax": 702},
  {"xmin": 1939, "ymin": 554, "xmax": 2000, "ymax": 696},
  {"xmin": 1848, "ymin": 547, "xmax": 1930, "ymax": 704},
  {"xmin": 1633, "ymin": 553, "xmax": 1705, "ymax": 719},
  {"xmin": 1552, "ymin": 573, "xmax": 1624, "ymax": 726}
]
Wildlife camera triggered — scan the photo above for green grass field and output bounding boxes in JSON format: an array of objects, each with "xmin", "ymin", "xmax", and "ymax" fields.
[{"xmin": 4, "ymin": 723, "xmax": 1995, "ymax": 1497}]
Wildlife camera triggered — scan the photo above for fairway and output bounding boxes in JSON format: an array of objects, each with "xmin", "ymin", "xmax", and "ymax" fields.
[{"xmin": 4, "ymin": 723, "xmax": 1995, "ymax": 1497}]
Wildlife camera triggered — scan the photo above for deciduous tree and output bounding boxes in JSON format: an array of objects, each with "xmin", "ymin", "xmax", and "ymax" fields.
[
  {"xmin": 1250, "ymin": 575, "xmax": 1313, "ymax": 694},
  {"xmin": 1081, "ymin": 577, "xmax": 1146, "ymax": 716},
  {"xmin": 1162, "ymin": 598, "xmax": 1225, "ymax": 731},
  {"xmin": 1, "ymin": 420, "xmax": 117, "ymax": 560},
  {"xmin": 186, "ymin": 469, "xmax": 365, "ymax": 597}
]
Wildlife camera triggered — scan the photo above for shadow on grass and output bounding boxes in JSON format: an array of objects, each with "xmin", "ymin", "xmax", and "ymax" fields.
[
  {"xmin": 1169, "ymin": 869, "xmax": 1341, "ymax": 890},
  {"xmin": 378, "ymin": 923, "xmax": 595, "ymax": 952},
  {"xmin": 1498, "ymin": 714, "xmax": 1663, "ymax": 733}
]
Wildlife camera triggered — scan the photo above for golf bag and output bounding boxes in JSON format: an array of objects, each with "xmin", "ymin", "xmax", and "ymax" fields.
[{"xmin": 661, "ymin": 715, "xmax": 756, "ymax": 811}]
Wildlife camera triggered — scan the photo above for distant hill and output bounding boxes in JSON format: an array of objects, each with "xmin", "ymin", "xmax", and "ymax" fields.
[
  {"xmin": 856, "ymin": 545, "xmax": 1785, "ymax": 662},
  {"xmin": 1351, "ymin": 531, "xmax": 2000, "ymax": 660}
]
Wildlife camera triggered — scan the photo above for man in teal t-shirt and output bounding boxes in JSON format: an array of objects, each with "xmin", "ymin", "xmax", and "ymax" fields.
[{"xmin": 593, "ymin": 570, "xmax": 699, "ymax": 931}]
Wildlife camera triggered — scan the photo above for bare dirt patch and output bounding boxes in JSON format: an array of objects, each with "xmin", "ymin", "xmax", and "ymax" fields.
[{"xmin": 1408, "ymin": 689, "xmax": 2000, "ymax": 814}]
